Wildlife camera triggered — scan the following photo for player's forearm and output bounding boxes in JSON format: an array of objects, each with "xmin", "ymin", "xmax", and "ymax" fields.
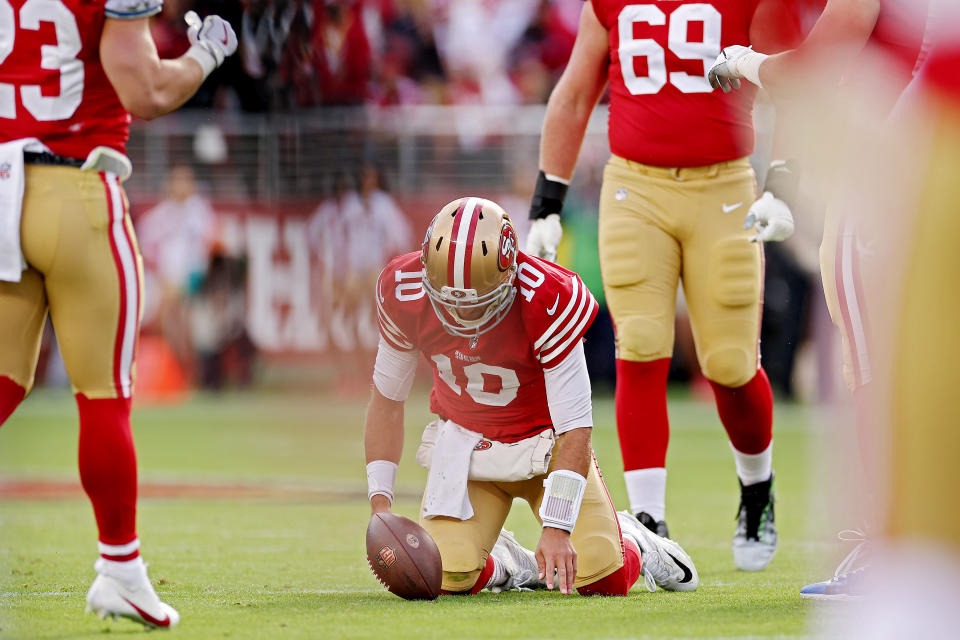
[
  {"xmin": 758, "ymin": 0, "xmax": 880, "ymax": 92},
  {"xmin": 539, "ymin": 88, "xmax": 595, "ymax": 181},
  {"xmin": 364, "ymin": 391, "xmax": 405, "ymax": 464},
  {"xmin": 550, "ymin": 427, "xmax": 592, "ymax": 478},
  {"xmin": 132, "ymin": 58, "xmax": 206, "ymax": 120}
]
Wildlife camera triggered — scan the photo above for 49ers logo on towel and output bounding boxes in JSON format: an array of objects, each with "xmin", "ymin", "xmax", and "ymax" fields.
[
  {"xmin": 474, "ymin": 440, "xmax": 492, "ymax": 451},
  {"xmin": 498, "ymin": 224, "xmax": 517, "ymax": 272},
  {"xmin": 377, "ymin": 546, "xmax": 397, "ymax": 568}
]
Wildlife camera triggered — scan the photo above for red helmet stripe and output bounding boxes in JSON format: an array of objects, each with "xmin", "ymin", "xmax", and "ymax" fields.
[
  {"xmin": 450, "ymin": 197, "xmax": 481, "ymax": 289},
  {"xmin": 461, "ymin": 201, "xmax": 482, "ymax": 289},
  {"xmin": 447, "ymin": 200, "xmax": 468, "ymax": 287}
]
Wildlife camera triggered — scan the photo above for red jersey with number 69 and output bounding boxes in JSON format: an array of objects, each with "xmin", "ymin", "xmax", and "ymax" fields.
[
  {"xmin": 0, "ymin": 0, "xmax": 162, "ymax": 159},
  {"xmin": 376, "ymin": 251, "xmax": 599, "ymax": 442},
  {"xmin": 591, "ymin": 0, "xmax": 803, "ymax": 167}
]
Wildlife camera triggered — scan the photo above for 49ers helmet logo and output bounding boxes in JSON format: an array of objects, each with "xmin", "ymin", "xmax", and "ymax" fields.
[{"xmin": 498, "ymin": 224, "xmax": 517, "ymax": 272}]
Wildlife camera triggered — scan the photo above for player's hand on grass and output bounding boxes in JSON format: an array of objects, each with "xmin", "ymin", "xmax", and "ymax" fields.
[
  {"xmin": 536, "ymin": 527, "xmax": 577, "ymax": 594},
  {"xmin": 370, "ymin": 494, "xmax": 392, "ymax": 515}
]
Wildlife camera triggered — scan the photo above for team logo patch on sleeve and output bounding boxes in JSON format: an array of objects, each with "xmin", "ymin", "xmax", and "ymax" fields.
[{"xmin": 498, "ymin": 224, "xmax": 517, "ymax": 271}]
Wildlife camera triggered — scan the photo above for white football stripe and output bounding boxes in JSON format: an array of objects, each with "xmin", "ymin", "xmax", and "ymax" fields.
[
  {"xmin": 541, "ymin": 296, "xmax": 597, "ymax": 365},
  {"xmin": 452, "ymin": 197, "xmax": 480, "ymax": 289},
  {"xmin": 541, "ymin": 279, "xmax": 588, "ymax": 352},
  {"xmin": 106, "ymin": 174, "xmax": 138, "ymax": 398},
  {"xmin": 534, "ymin": 276, "xmax": 580, "ymax": 350}
]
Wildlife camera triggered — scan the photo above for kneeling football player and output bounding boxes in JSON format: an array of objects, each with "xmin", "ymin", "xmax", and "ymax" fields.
[{"xmin": 363, "ymin": 197, "xmax": 698, "ymax": 595}]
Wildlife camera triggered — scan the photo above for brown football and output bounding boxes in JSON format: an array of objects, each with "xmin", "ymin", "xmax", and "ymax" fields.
[{"xmin": 366, "ymin": 512, "xmax": 442, "ymax": 600}]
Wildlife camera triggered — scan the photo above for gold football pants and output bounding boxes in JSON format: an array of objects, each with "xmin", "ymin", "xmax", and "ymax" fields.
[
  {"xmin": 0, "ymin": 166, "xmax": 142, "ymax": 399},
  {"xmin": 599, "ymin": 155, "xmax": 762, "ymax": 387},
  {"xmin": 420, "ymin": 454, "xmax": 624, "ymax": 592}
]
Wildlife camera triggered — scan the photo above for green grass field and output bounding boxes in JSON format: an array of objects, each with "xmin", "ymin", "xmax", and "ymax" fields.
[{"xmin": 0, "ymin": 388, "xmax": 833, "ymax": 639}]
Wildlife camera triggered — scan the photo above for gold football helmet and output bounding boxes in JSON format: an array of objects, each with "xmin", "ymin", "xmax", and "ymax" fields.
[{"xmin": 420, "ymin": 197, "xmax": 518, "ymax": 338}]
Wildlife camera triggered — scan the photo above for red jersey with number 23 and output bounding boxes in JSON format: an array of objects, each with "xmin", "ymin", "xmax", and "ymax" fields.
[
  {"xmin": 376, "ymin": 251, "xmax": 599, "ymax": 443},
  {"xmin": 0, "ymin": 0, "xmax": 161, "ymax": 158},
  {"xmin": 591, "ymin": 0, "xmax": 802, "ymax": 167}
]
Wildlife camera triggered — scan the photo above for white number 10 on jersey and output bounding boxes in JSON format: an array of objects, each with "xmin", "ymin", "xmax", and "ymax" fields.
[{"xmin": 618, "ymin": 3, "xmax": 722, "ymax": 95}]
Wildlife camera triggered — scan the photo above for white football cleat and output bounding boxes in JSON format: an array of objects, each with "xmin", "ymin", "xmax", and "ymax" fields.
[
  {"xmin": 86, "ymin": 557, "xmax": 179, "ymax": 629},
  {"xmin": 487, "ymin": 529, "xmax": 544, "ymax": 592},
  {"xmin": 618, "ymin": 510, "xmax": 699, "ymax": 592}
]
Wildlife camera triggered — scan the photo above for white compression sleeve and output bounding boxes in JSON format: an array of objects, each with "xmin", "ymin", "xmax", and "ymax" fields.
[
  {"xmin": 543, "ymin": 341, "xmax": 593, "ymax": 434},
  {"xmin": 372, "ymin": 338, "xmax": 419, "ymax": 401}
]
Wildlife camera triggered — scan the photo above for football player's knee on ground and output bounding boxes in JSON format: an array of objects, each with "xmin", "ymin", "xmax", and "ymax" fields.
[
  {"xmin": 576, "ymin": 537, "xmax": 640, "ymax": 597},
  {"xmin": 615, "ymin": 314, "xmax": 672, "ymax": 362},
  {"xmin": 702, "ymin": 346, "xmax": 754, "ymax": 388},
  {"xmin": 578, "ymin": 531, "xmax": 622, "ymax": 574},
  {"xmin": 438, "ymin": 541, "xmax": 487, "ymax": 593}
]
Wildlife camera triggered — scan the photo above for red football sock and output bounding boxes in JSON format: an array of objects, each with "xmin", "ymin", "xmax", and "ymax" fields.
[
  {"xmin": 0, "ymin": 375, "xmax": 26, "ymax": 427},
  {"xmin": 709, "ymin": 368, "xmax": 773, "ymax": 455},
  {"xmin": 76, "ymin": 394, "xmax": 139, "ymax": 554},
  {"xmin": 439, "ymin": 555, "xmax": 494, "ymax": 596},
  {"xmin": 577, "ymin": 538, "xmax": 642, "ymax": 597},
  {"xmin": 616, "ymin": 358, "xmax": 671, "ymax": 470}
]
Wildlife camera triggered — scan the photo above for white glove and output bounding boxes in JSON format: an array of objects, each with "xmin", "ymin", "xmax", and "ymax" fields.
[
  {"xmin": 744, "ymin": 192, "xmax": 794, "ymax": 243},
  {"xmin": 525, "ymin": 213, "xmax": 563, "ymax": 263},
  {"xmin": 708, "ymin": 45, "xmax": 768, "ymax": 92},
  {"xmin": 184, "ymin": 11, "xmax": 238, "ymax": 79}
]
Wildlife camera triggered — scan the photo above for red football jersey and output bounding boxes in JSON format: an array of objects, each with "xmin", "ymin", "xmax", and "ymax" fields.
[
  {"xmin": 0, "ymin": 0, "xmax": 156, "ymax": 158},
  {"xmin": 376, "ymin": 251, "xmax": 599, "ymax": 442},
  {"xmin": 591, "ymin": 0, "xmax": 803, "ymax": 167}
]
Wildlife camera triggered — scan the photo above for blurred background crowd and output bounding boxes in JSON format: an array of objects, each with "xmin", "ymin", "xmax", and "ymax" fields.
[{"xmin": 38, "ymin": 0, "xmax": 836, "ymax": 402}]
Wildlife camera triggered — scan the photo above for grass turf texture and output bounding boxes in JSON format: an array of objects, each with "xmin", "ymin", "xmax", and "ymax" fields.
[{"xmin": 1, "ymin": 389, "xmax": 825, "ymax": 639}]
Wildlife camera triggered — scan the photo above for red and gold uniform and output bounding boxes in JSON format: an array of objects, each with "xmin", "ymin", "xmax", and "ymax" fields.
[
  {"xmin": 378, "ymin": 251, "xmax": 598, "ymax": 442},
  {"xmin": 375, "ymin": 249, "xmax": 630, "ymax": 592},
  {"xmin": 0, "ymin": 0, "xmax": 159, "ymax": 400},
  {"xmin": 0, "ymin": 0, "xmax": 162, "ymax": 560},
  {"xmin": 591, "ymin": 0, "xmax": 801, "ymax": 500}
]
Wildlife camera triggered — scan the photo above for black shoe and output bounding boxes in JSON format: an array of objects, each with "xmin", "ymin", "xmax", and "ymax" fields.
[
  {"xmin": 636, "ymin": 511, "xmax": 670, "ymax": 539},
  {"xmin": 733, "ymin": 473, "xmax": 778, "ymax": 570}
]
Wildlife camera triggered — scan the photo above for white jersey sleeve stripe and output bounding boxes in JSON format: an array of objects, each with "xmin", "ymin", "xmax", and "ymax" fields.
[
  {"xmin": 376, "ymin": 312, "xmax": 413, "ymax": 350},
  {"xmin": 540, "ymin": 280, "xmax": 588, "ymax": 353},
  {"xmin": 540, "ymin": 295, "xmax": 597, "ymax": 366},
  {"xmin": 377, "ymin": 318, "xmax": 413, "ymax": 351},
  {"xmin": 375, "ymin": 299, "xmax": 413, "ymax": 350},
  {"xmin": 533, "ymin": 275, "xmax": 580, "ymax": 350},
  {"xmin": 376, "ymin": 295, "xmax": 406, "ymax": 339}
]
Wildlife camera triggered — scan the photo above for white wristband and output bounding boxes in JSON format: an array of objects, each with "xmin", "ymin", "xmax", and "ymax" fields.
[
  {"xmin": 736, "ymin": 51, "xmax": 768, "ymax": 88},
  {"xmin": 539, "ymin": 469, "xmax": 587, "ymax": 533},
  {"xmin": 366, "ymin": 460, "xmax": 398, "ymax": 503},
  {"xmin": 185, "ymin": 44, "xmax": 217, "ymax": 80}
]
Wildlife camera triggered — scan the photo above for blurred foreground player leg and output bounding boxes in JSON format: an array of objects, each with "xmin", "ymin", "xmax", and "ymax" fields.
[
  {"xmin": 0, "ymin": 1, "xmax": 237, "ymax": 628},
  {"xmin": 708, "ymin": 0, "xmax": 938, "ymax": 595},
  {"xmin": 528, "ymin": 0, "xmax": 803, "ymax": 569}
]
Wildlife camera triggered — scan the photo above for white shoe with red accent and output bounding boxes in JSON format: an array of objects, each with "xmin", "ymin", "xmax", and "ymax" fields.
[{"xmin": 86, "ymin": 557, "xmax": 179, "ymax": 629}]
